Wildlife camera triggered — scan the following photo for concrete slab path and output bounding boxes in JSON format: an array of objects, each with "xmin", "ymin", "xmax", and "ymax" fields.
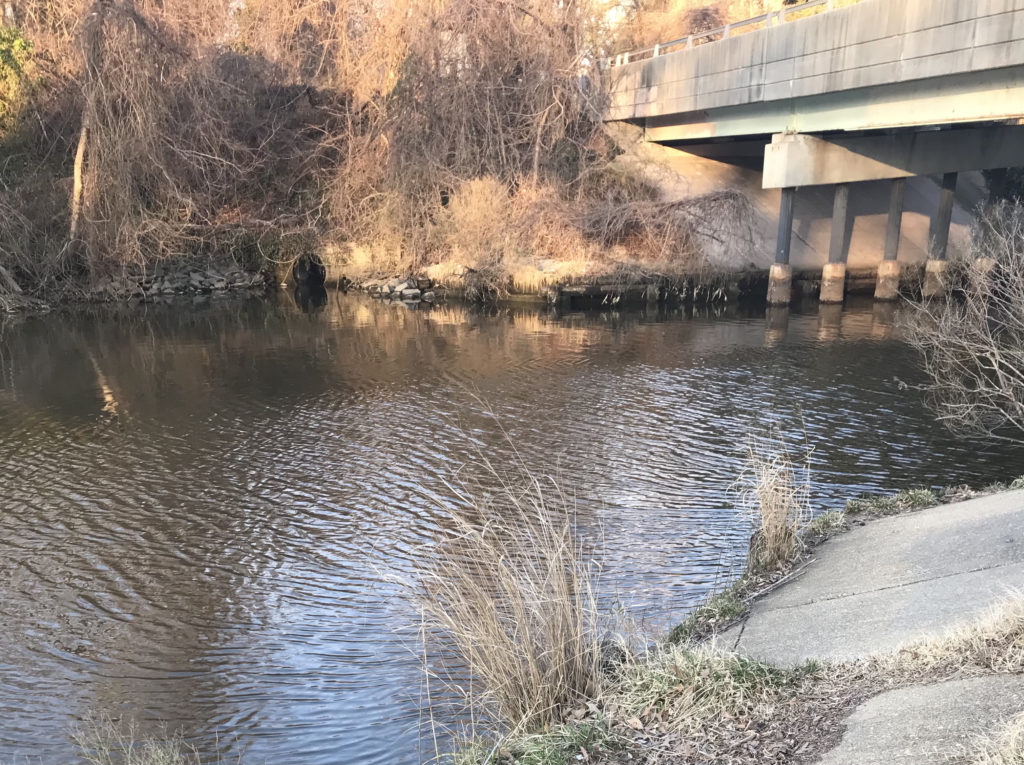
[
  {"xmin": 814, "ymin": 674, "xmax": 1024, "ymax": 765},
  {"xmin": 719, "ymin": 489, "xmax": 1024, "ymax": 665}
]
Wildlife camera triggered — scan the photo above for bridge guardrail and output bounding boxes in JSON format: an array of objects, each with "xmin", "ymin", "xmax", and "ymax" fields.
[{"xmin": 604, "ymin": 0, "xmax": 855, "ymax": 68}]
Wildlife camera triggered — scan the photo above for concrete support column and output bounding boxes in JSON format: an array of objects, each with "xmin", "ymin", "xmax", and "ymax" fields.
[
  {"xmin": 924, "ymin": 172, "xmax": 957, "ymax": 298},
  {"xmin": 988, "ymin": 168, "xmax": 1009, "ymax": 202},
  {"xmin": 821, "ymin": 183, "xmax": 849, "ymax": 303},
  {"xmin": 768, "ymin": 187, "xmax": 795, "ymax": 306},
  {"xmin": 875, "ymin": 178, "xmax": 906, "ymax": 301}
]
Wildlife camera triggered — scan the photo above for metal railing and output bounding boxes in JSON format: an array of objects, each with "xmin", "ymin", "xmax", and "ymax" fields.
[{"xmin": 604, "ymin": 0, "xmax": 853, "ymax": 68}]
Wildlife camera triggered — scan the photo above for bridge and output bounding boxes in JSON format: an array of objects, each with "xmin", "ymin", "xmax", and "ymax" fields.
[{"xmin": 605, "ymin": 0, "xmax": 1024, "ymax": 304}]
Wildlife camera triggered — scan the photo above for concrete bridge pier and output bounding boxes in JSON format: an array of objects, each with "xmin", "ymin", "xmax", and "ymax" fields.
[
  {"xmin": 923, "ymin": 172, "xmax": 958, "ymax": 298},
  {"xmin": 875, "ymin": 178, "xmax": 906, "ymax": 301},
  {"xmin": 767, "ymin": 187, "xmax": 795, "ymax": 305},
  {"xmin": 821, "ymin": 183, "xmax": 851, "ymax": 303}
]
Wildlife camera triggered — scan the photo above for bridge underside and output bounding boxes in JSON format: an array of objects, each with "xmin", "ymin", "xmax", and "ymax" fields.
[
  {"xmin": 621, "ymin": 73, "xmax": 1024, "ymax": 304},
  {"xmin": 659, "ymin": 123, "xmax": 1024, "ymax": 189}
]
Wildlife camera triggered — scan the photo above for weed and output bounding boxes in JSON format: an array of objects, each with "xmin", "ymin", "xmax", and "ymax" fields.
[
  {"xmin": 806, "ymin": 510, "xmax": 847, "ymax": 537},
  {"xmin": 667, "ymin": 582, "xmax": 748, "ymax": 645},
  {"xmin": 845, "ymin": 488, "xmax": 938, "ymax": 517}
]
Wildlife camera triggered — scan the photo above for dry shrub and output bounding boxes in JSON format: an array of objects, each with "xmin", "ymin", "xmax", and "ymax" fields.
[
  {"xmin": 409, "ymin": 463, "xmax": 602, "ymax": 739},
  {"xmin": 625, "ymin": 0, "xmax": 777, "ymax": 51},
  {"xmin": 442, "ymin": 177, "xmax": 521, "ymax": 275},
  {"xmin": 440, "ymin": 177, "xmax": 594, "ymax": 289},
  {"xmin": 0, "ymin": 0, "xmax": 343, "ymax": 293},
  {"xmin": 905, "ymin": 200, "xmax": 1024, "ymax": 442},
  {"xmin": 436, "ymin": 169, "xmax": 734, "ymax": 294},
  {"xmin": 0, "ymin": 0, "xmax": 730, "ymax": 297},
  {"xmin": 72, "ymin": 2, "xmax": 335, "ymax": 276},
  {"xmin": 737, "ymin": 431, "xmax": 811, "ymax": 574},
  {"xmin": 362, "ymin": 0, "xmax": 606, "ymax": 265}
]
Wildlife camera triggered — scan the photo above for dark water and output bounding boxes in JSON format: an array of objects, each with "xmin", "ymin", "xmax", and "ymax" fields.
[{"xmin": 2, "ymin": 293, "xmax": 1023, "ymax": 764}]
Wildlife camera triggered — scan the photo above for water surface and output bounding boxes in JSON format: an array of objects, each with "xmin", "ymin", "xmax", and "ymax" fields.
[{"xmin": 2, "ymin": 294, "xmax": 1022, "ymax": 763}]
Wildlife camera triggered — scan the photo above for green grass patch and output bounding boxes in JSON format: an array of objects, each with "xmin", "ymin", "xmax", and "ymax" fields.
[
  {"xmin": 806, "ymin": 509, "xmax": 846, "ymax": 537},
  {"xmin": 845, "ymin": 488, "xmax": 938, "ymax": 517},
  {"xmin": 450, "ymin": 718, "xmax": 615, "ymax": 765},
  {"xmin": 667, "ymin": 580, "xmax": 748, "ymax": 645},
  {"xmin": 611, "ymin": 645, "xmax": 813, "ymax": 734}
]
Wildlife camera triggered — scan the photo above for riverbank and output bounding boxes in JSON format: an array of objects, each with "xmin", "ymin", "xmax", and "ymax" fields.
[
  {"xmin": 341, "ymin": 261, "xmax": 927, "ymax": 309},
  {"xmin": 62, "ymin": 481, "xmax": 1024, "ymax": 765},
  {"xmin": 447, "ymin": 480, "xmax": 1024, "ymax": 765}
]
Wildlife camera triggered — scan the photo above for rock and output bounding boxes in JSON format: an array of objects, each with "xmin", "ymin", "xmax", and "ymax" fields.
[
  {"xmin": 422, "ymin": 290, "xmax": 436, "ymax": 302},
  {"xmin": 416, "ymin": 277, "xmax": 432, "ymax": 290},
  {"xmin": 389, "ymin": 277, "xmax": 416, "ymax": 292},
  {"xmin": 400, "ymin": 288, "xmax": 421, "ymax": 300}
]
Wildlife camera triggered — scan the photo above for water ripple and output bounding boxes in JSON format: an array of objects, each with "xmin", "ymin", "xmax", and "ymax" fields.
[{"xmin": 1, "ymin": 296, "xmax": 1023, "ymax": 764}]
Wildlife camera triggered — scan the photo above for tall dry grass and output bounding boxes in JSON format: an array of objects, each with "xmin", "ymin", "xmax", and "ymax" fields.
[
  {"xmin": 737, "ymin": 432, "xmax": 812, "ymax": 573},
  {"xmin": 408, "ymin": 462, "xmax": 603, "ymax": 745},
  {"xmin": 72, "ymin": 716, "xmax": 209, "ymax": 765}
]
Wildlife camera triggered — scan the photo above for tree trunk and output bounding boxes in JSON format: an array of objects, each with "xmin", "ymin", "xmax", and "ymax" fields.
[{"xmin": 69, "ymin": 115, "xmax": 89, "ymax": 245}]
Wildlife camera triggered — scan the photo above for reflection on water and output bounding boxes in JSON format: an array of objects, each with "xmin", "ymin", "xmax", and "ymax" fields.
[{"xmin": 1, "ymin": 294, "xmax": 1022, "ymax": 764}]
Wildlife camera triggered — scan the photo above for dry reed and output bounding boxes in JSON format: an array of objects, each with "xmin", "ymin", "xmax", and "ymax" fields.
[
  {"xmin": 72, "ymin": 716, "xmax": 208, "ymax": 765},
  {"xmin": 409, "ymin": 462, "xmax": 602, "ymax": 745},
  {"xmin": 737, "ymin": 431, "xmax": 812, "ymax": 574}
]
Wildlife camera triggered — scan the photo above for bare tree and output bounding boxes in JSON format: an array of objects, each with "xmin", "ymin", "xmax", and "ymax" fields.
[{"xmin": 905, "ymin": 200, "xmax": 1024, "ymax": 441}]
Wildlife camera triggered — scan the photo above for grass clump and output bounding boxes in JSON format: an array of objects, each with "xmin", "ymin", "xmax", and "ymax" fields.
[
  {"xmin": 738, "ymin": 433, "xmax": 812, "ymax": 574},
  {"xmin": 73, "ymin": 717, "xmax": 206, "ymax": 765},
  {"xmin": 667, "ymin": 580, "xmax": 748, "ymax": 645},
  {"xmin": 408, "ymin": 462, "xmax": 602, "ymax": 752},
  {"xmin": 844, "ymin": 487, "xmax": 938, "ymax": 517},
  {"xmin": 494, "ymin": 718, "xmax": 615, "ymax": 765},
  {"xmin": 614, "ymin": 646, "xmax": 797, "ymax": 715},
  {"xmin": 603, "ymin": 645, "xmax": 819, "ymax": 761},
  {"xmin": 806, "ymin": 509, "xmax": 847, "ymax": 538},
  {"xmin": 889, "ymin": 597, "xmax": 1024, "ymax": 675},
  {"xmin": 968, "ymin": 713, "xmax": 1024, "ymax": 765}
]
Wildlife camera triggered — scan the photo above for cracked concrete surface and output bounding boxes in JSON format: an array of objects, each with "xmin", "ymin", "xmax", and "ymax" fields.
[
  {"xmin": 815, "ymin": 674, "xmax": 1024, "ymax": 765},
  {"xmin": 719, "ymin": 489, "xmax": 1024, "ymax": 665}
]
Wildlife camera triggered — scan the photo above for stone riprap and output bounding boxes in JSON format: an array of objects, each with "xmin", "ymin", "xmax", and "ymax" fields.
[
  {"xmin": 358, "ymin": 276, "xmax": 439, "ymax": 304},
  {"xmin": 91, "ymin": 263, "xmax": 266, "ymax": 301}
]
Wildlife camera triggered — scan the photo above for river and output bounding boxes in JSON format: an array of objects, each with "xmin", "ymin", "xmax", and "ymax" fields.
[{"xmin": 2, "ymin": 292, "xmax": 1022, "ymax": 764}]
